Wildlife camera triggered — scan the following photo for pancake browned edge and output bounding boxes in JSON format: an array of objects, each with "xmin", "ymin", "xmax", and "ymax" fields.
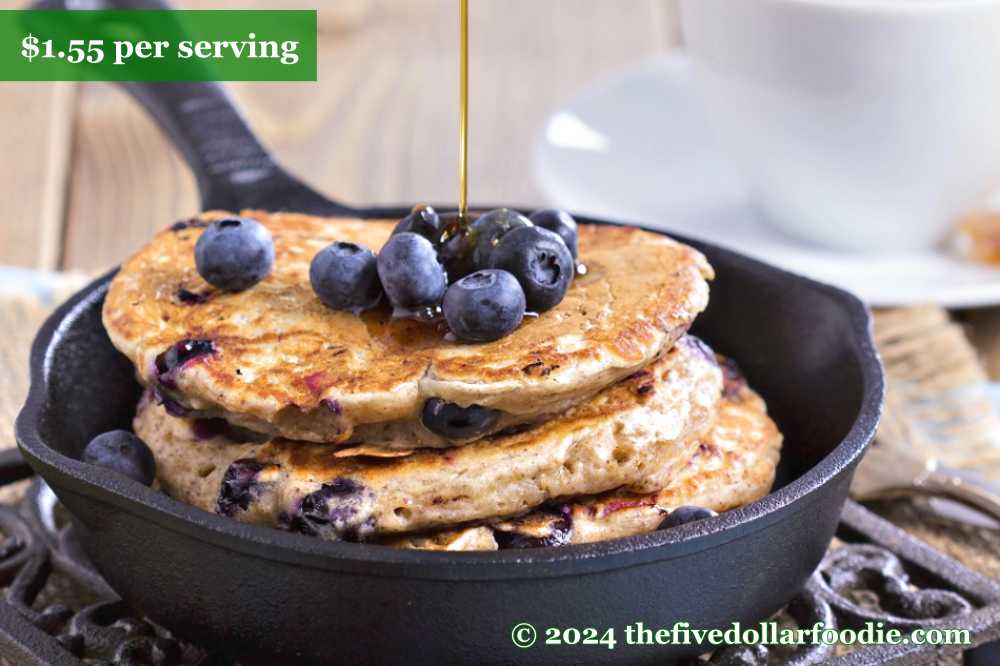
[
  {"xmin": 106, "ymin": 211, "xmax": 713, "ymax": 446},
  {"xmin": 382, "ymin": 359, "xmax": 781, "ymax": 550},
  {"xmin": 135, "ymin": 336, "xmax": 722, "ymax": 540}
]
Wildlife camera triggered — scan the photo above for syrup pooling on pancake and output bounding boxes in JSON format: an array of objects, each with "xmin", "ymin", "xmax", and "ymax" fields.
[{"xmin": 105, "ymin": 211, "xmax": 713, "ymax": 446}]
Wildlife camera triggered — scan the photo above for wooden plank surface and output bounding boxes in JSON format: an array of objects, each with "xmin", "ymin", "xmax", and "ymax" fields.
[
  {"xmin": 0, "ymin": 80, "xmax": 77, "ymax": 270},
  {"xmin": 54, "ymin": 0, "xmax": 677, "ymax": 271},
  {"xmin": 60, "ymin": 80, "xmax": 199, "ymax": 271},
  {"xmin": 0, "ymin": 0, "xmax": 80, "ymax": 270}
]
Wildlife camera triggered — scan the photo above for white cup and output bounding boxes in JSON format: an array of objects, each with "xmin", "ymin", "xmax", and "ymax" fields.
[{"xmin": 678, "ymin": 0, "xmax": 1000, "ymax": 253}]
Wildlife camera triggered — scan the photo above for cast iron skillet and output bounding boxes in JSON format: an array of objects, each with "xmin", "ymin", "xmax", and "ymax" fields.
[{"xmin": 15, "ymin": 4, "xmax": 884, "ymax": 664}]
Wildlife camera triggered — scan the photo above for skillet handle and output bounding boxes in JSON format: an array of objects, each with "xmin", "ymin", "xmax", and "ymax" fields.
[
  {"xmin": 0, "ymin": 449, "xmax": 34, "ymax": 486},
  {"xmin": 31, "ymin": 0, "xmax": 359, "ymax": 217},
  {"xmin": 118, "ymin": 79, "xmax": 362, "ymax": 216}
]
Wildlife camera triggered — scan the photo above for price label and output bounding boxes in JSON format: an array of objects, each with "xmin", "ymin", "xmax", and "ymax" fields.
[
  {"xmin": 22, "ymin": 34, "xmax": 106, "ymax": 63},
  {"xmin": 1, "ymin": 10, "xmax": 317, "ymax": 81}
]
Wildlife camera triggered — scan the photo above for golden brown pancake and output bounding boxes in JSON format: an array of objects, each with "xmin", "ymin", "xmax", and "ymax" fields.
[
  {"xmin": 107, "ymin": 211, "xmax": 713, "ymax": 445},
  {"xmin": 384, "ymin": 360, "xmax": 782, "ymax": 550},
  {"xmin": 135, "ymin": 336, "xmax": 722, "ymax": 539}
]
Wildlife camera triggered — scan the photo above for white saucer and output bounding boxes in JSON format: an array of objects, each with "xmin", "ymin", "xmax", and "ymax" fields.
[{"xmin": 532, "ymin": 53, "xmax": 1000, "ymax": 308}]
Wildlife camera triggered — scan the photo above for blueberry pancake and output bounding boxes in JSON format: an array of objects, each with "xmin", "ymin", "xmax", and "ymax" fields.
[
  {"xmin": 106, "ymin": 211, "xmax": 713, "ymax": 446},
  {"xmin": 385, "ymin": 360, "xmax": 781, "ymax": 550},
  {"xmin": 134, "ymin": 336, "xmax": 722, "ymax": 540}
]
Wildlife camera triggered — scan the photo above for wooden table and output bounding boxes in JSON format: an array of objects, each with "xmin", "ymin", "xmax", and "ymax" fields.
[{"xmin": 0, "ymin": 0, "xmax": 680, "ymax": 273}]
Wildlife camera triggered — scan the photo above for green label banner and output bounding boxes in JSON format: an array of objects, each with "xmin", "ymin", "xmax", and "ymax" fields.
[{"xmin": 0, "ymin": 10, "xmax": 317, "ymax": 81}]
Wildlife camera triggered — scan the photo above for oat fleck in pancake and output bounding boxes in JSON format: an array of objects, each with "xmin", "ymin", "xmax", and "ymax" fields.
[
  {"xmin": 135, "ymin": 336, "xmax": 722, "ymax": 540},
  {"xmin": 106, "ymin": 211, "xmax": 713, "ymax": 445},
  {"xmin": 385, "ymin": 359, "xmax": 781, "ymax": 550}
]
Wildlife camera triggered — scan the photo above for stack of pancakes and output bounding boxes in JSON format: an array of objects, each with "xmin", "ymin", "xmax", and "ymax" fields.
[{"xmin": 103, "ymin": 211, "xmax": 782, "ymax": 550}]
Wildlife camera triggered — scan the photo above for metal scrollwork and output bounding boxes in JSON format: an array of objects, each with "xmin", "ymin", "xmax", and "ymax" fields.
[
  {"xmin": 0, "ymin": 477, "xmax": 998, "ymax": 666},
  {"xmin": 673, "ymin": 577, "xmax": 836, "ymax": 666},
  {"xmin": 816, "ymin": 544, "xmax": 973, "ymax": 630},
  {"xmin": 706, "ymin": 644, "xmax": 770, "ymax": 666},
  {"xmin": 0, "ymin": 479, "xmax": 226, "ymax": 666}
]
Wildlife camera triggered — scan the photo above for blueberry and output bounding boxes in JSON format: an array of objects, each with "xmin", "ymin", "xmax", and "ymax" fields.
[
  {"xmin": 278, "ymin": 478, "xmax": 372, "ymax": 541},
  {"xmin": 440, "ymin": 208, "xmax": 533, "ymax": 280},
  {"xmin": 171, "ymin": 218, "xmax": 208, "ymax": 232},
  {"xmin": 422, "ymin": 398, "xmax": 503, "ymax": 440},
  {"xmin": 657, "ymin": 505, "xmax": 718, "ymax": 530},
  {"xmin": 489, "ymin": 226, "xmax": 574, "ymax": 313},
  {"xmin": 391, "ymin": 205, "xmax": 441, "ymax": 245},
  {"xmin": 216, "ymin": 460, "xmax": 272, "ymax": 517},
  {"xmin": 194, "ymin": 217, "xmax": 275, "ymax": 291},
  {"xmin": 155, "ymin": 339, "xmax": 216, "ymax": 374},
  {"xmin": 154, "ymin": 339, "xmax": 216, "ymax": 388},
  {"xmin": 310, "ymin": 242, "xmax": 382, "ymax": 313},
  {"xmin": 192, "ymin": 418, "xmax": 270, "ymax": 444},
  {"xmin": 529, "ymin": 209, "xmax": 578, "ymax": 260},
  {"xmin": 376, "ymin": 233, "xmax": 448, "ymax": 310},
  {"xmin": 176, "ymin": 288, "xmax": 207, "ymax": 305},
  {"xmin": 494, "ymin": 511, "xmax": 573, "ymax": 549},
  {"xmin": 81, "ymin": 430, "xmax": 156, "ymax": 486},
  {"xmin": 443, "ymin": 270, "xmax": 525, "ymax": 341}
]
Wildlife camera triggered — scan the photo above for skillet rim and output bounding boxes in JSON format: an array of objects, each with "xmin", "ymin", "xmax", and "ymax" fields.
[{"xmin": 14, "ymin": 210, "xmax": 884, "ymax": 580}]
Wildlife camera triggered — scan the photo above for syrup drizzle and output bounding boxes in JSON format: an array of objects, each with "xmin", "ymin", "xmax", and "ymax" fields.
[
  {"xmin": 459, "ymin": 0, "xmax": 469, "ymax": 228},
  {"xmin": 370, "ymin": 3, "xmax": 578, "ymax": 333}
]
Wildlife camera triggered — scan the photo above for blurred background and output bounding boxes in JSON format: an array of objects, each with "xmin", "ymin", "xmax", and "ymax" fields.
[{"xmin": 0, "ymin": 0, "xmax": 680, "ymax": 273}]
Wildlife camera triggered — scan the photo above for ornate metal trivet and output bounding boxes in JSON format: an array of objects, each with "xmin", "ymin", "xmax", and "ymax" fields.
[{"xmin": 0, "ymin": 449, "xmax": 998, "ymax": 665}]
